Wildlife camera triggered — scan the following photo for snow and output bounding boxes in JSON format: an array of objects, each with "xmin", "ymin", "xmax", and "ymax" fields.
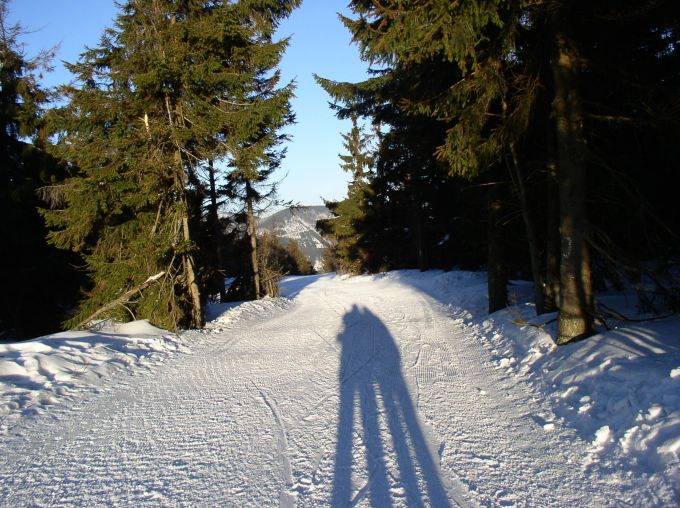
[
  {"xmin": 1, "ymin": 270, "xmax": 679, "ymax": 505},
  {"xmin": 0, "ymin": 320, "xmax": 187, "ymax": 434}
]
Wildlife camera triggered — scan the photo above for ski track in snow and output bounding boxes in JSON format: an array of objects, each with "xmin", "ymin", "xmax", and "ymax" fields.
[{"xmin": 0, "ymin": 274, "xmax": 660, "ymax": 506}]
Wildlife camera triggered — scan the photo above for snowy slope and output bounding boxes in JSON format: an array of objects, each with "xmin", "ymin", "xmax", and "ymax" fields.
[
  {"xmin": 257, "ymin": 206, "xmax": 332, "ymax": 271},
  {"xmin": 0, "ymin": 320, "xmax": 188, "ymax": 435},
  {"xmin": 0, "ymin": 271, "xmax": 678, "ymax": 506}
]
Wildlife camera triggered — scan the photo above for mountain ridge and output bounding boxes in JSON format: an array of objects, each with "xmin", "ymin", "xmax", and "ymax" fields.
[{"xmin": 257, "ymin": 205, "xmax": 333, "ymax": 271}]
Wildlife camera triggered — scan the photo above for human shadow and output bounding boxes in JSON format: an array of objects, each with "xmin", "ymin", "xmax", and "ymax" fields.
[{"xmin": 332, "ymin": 304, "xmax": 453, "ymax": 507}]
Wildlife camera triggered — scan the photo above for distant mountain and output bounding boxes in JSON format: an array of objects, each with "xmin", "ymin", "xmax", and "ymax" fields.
[{"xmin": 257, "ymin": 206, "xmax": 333, "ymax": 272}]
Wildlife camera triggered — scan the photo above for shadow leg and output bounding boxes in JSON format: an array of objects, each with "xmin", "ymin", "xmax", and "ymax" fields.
[{"xmin": 332, "ymin": 379, "xmax": 356, "ymax": 507}]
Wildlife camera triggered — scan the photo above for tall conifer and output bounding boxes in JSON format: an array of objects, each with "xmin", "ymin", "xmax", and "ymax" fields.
[
  {"xmin": 44, "ymin": 0, "xmax": 299, "ymax": 329},
  {"xmin": 333, "ymin": 0, "xmax": 679, "ymax": 342},
  {"xmin": 317, "ymin": 117, "xmax": 375, "ymax": 274}
]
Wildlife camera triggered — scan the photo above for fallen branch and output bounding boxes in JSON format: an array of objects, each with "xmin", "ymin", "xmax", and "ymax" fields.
[
  {"xmin": 596, "ymin": 299, "xmax": 675, "ymax": 323},
  {"xmin": 74, "ymin": 271, "xmax": 166, "ymax": 330}
]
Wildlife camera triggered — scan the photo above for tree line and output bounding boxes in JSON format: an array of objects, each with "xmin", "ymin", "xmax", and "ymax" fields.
[
  {"xmin": 2, "ymin": 1, "xmax": 678, "ymax": 344},
  {"xmin": 0, "ymin": 0, "xmax": 306, "ymax": 338},
  {"xmin": 316, "ymin": 0, "xmax": 680, "ymax": 344}
]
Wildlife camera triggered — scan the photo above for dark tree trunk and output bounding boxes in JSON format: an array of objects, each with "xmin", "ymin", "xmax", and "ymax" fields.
[
  {"xmin": 412, "ymin": 189, "xmax": 427, "ymax": 271},
  {"xmin": 208, "ymin": 159, "xmax": 226, "ymax": 302},
  {"xmin": 509, "ymin": 143, "xmax": 545, "ymax": 314},
  {"xmin": 164, "ymin": 95, "xmax": 203, "ymax": 329},
  {"xmin": 552, "ymin": 30, "xmax": 594, "ymax": 343},
  {"xmin": 245, "ymin": 180, "xmax": 261, "ymax": 300},
  {"xmin": 544, "ymin": 126, "xmax": 561, "ymax": 313},
  {"xmin": 487, "ymin": 182, "xmax": 507, "ymax": 313}
]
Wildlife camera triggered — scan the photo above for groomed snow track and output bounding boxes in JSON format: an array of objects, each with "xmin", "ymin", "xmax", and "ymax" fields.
[{"xmin": 1, "ymin": 273, "xmax": 628, "ymax": 506}]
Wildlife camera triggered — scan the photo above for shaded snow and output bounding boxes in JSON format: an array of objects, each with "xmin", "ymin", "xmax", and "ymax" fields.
[{"xmin": 410, "ymin": 270, "xmax": 680, "ymax": 503}]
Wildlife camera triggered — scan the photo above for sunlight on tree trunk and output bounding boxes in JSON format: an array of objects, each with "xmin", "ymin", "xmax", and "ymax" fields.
[
  {"xmin": 246, "ymin": 181, "xmax": 261, "ymax": 300},
  {"xmin": 552, "ymin": 31, "xmax": 594, "ymax": 344}
]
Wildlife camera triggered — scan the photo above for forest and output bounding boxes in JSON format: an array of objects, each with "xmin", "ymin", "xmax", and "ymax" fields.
[
  {"xmin": 317, "ymin": 0, "xmax": 680, "ymax": 344},
  {"xmin": 1, "ymin": 0, "xmax": 679, "ymax": 345}
]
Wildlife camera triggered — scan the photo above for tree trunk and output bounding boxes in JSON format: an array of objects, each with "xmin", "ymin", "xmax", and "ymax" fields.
[
  {"xmin": 412, "ymin": 189, "xmax": 427, "ymax": 271},
  {"xmin": 544, "ymin": 124, "xmax": 561, "ymax": 313},
  {"xmin": 246, "ymin": 180, "xmax": 261, "ymax": 300},
  {"xmin": 208, "ymin": 159, "xmax": 226, "ymax": 302},
  {"xmin": 509, "ymin": 143, "xmax": 545, "ymax": 314},
  {"xmin": 182, "ymin": 213, "xmax": 204, "ymax": 328},
  {"xmin": 552, "ymin": 30, "xmax": 594, "ymax": 344},
  {"xmin": 164, "ymin": 94, "xmax": 203, "ymax": 328},
  {"xmin": 487, "ymin": 182, "xmax": 507, "ymax": 313}
]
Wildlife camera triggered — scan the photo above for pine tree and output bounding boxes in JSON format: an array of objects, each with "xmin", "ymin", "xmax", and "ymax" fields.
[
  {"xmin": 44, "ymin": 0, "xmax": 300, "ymax": 329},
  {"xmin": 337, "ymin": 0, "xmax": 680, "ymax": 341},
  {"xmin": 217, "ymin": 0, "xmax": 298, "ymax": 301},
  {"xmin": 317, "ymin": 61, "xmax": 470, "ymax": 274},
  {"xmin": 338, "ymin": 114, "xmax": 374, "ymax": 179},
  {"xmin": 225, "ymin": 105, "xmax": 295, "ymax": 299},
  {"xmin": 316, "ymin": 117, "xmax": 375, "ymax": 274},
  {"xmin": 567, "ymin": 0, "xmax": 680, "ymax": 319}
]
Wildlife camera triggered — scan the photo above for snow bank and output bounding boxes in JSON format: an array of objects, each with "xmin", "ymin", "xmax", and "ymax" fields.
[
  {"xmin": 0, "ymin": 320, "xmax": 186, "ymax": 434},
  {"xmin": 479, "ymin": 310, "xmax": 680, "ymax": 474},
  {"xmin": 542, "ymin": 318, "xmax": 680, "ymax": 475},
  {"xmin": 412, "ymin": 271, "xmax": 680, "ymax": 495},
  {"xmin": 375, "ymin": 269, "xmax": 679, "ymax": 496},
  {"xmin": 0, "ymin": 290, "xmax": 300, "ymax": 434},
  {"xmin": 206, "ymin": 295, "xmax": 294, "ymax": 329}
]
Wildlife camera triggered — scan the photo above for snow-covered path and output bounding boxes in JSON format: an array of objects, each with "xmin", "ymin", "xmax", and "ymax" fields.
[{"xmin": 0, "ymin": 273, "xmax": 656, "ymax": 506}]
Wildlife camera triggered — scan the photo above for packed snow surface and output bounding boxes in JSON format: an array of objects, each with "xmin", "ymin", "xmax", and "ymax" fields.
[{"xmin": 1, "ymin": 270, "xmax": 678, "ymax": 506}]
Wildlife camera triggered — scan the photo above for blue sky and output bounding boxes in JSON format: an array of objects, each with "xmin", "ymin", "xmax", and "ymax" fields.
[{"xmin": 7, "ymin": 0, "xmax": 369, "ymax": 208}]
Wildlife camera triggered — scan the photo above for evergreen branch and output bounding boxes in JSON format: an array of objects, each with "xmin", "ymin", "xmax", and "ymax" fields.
[
  {"xmin": 36, "ymin": 183, "xmax": 75, "ymax": 208},
  {"xmin": 216, "ymin": 97, "xmax": 254, "ymax": 107},
  {"xmin": 73, "ymin": 271, "xmax": 166, "ymax": 330}
]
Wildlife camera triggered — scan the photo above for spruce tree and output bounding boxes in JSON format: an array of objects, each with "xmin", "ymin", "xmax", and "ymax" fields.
[
  {"xmin": 336, "ymin": 0, "xmax": 680, "ymax": 342},
  {"xmin": 317, "ymin": 62, "xmax": 466, "ymax": 274},
  {"xmin": 316, "ymin": 116, "xmax": 375, "ymax": 274},
  {"xmin": 225, "ymin": 98, "xmax": 295, "ymax": 300},
  {"xmin": 332, "ymin": 1, "xmax": 589, "ymax": 336},
  {"xmin": 212, "ymin": 0, "xmax": 297, "ymax": 301},
  {"xmin": 44, "ymin": 0, "xmax": 299, "ymax": 329}
]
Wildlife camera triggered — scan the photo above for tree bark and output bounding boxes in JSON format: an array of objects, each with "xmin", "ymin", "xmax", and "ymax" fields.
[
  {"xmin": 182, "ymin": 213, "xmax": 204, "ymax": 328},
  {"xmin": 544, "ymin": 124, "xmax": 561, "ymax": 313},
  {"xmin": 208, "ymin": 159, "xmax": 226, "ymax": 302},
  {"xmin": 164, "ymin": 94, "xmax": 203, "ymax": 329},
  {"xmin": 246, "ymin": 180, "xmax": 261, "ymax": 300},
  {"xmin": 487, "ymin": 182, "xmax": 507, "ymax": 313},
  {"xmin": 552, "ymin": 30, "xmax": 594, "ymax": 343},
  {"xmin": 412, "ymin": 189, "xmax": 427, "ymax": 271},
  {"xmin": 509, "ymin": 143, "xmax": 545, "ymax": 314}
]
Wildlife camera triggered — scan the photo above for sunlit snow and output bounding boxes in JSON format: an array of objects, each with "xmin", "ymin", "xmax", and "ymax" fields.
[{"xmin": 1, "ymin": 270, "xmax": 678, "ymax": 506}]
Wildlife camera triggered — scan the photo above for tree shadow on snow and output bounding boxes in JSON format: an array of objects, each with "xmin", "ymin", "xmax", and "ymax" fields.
[{"xmin": 332, "ymin": 304, "xmax": 452, "ymax": 507}]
